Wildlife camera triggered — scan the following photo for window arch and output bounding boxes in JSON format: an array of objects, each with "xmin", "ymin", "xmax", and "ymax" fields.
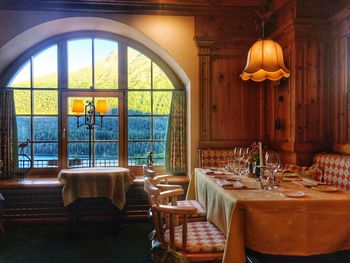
[{"xmin": 1, "ymin": 31, "xmax": 184, "ymax": 174}]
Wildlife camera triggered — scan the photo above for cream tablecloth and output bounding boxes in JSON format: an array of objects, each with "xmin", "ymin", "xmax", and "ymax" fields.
[
  {"xmin": 58, "ymin": 167, "xmax": 134, "ymax": 210},
  {"xmin": 186, "ymin": 168, "xmax": 350, "ymax": 263}
]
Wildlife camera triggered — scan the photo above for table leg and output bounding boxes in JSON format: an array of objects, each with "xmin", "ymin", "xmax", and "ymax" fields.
[
  {"xmin": 68, "ymin": 200, "xmax": 80, "ymax": 235},
  {"xmin": 113, "ymin": 206, "xmax": 121, "ymax": 235}
]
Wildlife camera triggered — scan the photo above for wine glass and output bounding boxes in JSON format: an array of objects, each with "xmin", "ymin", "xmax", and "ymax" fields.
[{"xmin": 264, "ymin": 151, "xmax": 281, "ymax": 190}]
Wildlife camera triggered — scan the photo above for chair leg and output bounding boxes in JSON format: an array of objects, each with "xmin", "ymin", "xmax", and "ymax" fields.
[{"xmin": 0, "ymin": 221, "xmax": 4, "ymax": 234}]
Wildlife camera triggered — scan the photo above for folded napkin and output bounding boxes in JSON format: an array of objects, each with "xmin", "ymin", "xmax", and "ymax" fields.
[
  {"xmin": 202, "ymin": 169, "xmax": 225, "ymax": 175},
  {"xmin": 216, "ymin": 179, "xmax": 247, "ymax": 189}
]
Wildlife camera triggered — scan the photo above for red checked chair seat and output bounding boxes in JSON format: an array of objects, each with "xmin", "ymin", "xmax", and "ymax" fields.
[
  {"xmin": 176, "ymin": 200, "xmax": 206, "ymax": 217},
  {"xmin": 164, "ymin": 221, "xmax": 226, "ymax": 253}
]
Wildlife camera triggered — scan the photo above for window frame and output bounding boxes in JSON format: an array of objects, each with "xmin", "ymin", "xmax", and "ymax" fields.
[{"xmin": 0, "ymin": 30, "xmax": 183, "ymax": 176}]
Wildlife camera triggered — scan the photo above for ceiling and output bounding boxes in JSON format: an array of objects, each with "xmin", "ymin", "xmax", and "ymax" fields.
[{"xmin": 0, "ymin": 0, "xmax": 347, "ymax": 18}]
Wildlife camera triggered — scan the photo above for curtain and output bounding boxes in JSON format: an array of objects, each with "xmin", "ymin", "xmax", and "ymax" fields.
[
  {"xmin": 0, "ymin": 90, "xmax": 18, "ymax": 178},
  {"xmin": 165, "ymin": 90, "xmax": 186, "ymax": 175}
]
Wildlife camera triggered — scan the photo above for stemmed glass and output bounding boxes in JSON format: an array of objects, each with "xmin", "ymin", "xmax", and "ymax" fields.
[
  {"xmin": 233, "ymin": 147, "xmax": 244, "ymax": 175},
  {"xmin": 264, "ymin": 151, "xmax": 281, "ymax": 190}
]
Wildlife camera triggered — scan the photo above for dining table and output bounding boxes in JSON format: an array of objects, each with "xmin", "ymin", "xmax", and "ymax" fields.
[
  {"xmin": 186, "ymin": 168, "xmax": 350, "ymax": 263},
  {"xmin": 58, "ymin": 167, "xmax": 134, "ymax": 234}
]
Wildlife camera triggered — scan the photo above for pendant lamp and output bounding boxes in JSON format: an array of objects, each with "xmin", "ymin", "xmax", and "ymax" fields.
[{"xmin": 240, "ymin": 3, "xmax": 290, "ymax": 82}]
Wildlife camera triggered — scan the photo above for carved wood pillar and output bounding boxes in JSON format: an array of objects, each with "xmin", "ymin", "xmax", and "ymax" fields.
[{"xmin": 194, "ymin": 36, "xmax": 215, "ymax": 142}]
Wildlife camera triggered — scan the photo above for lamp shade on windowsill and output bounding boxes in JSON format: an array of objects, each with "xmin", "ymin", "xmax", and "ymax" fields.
[
  {"xmin": 72, "ymin": 99, "xmax": 84, "ymax": 115},
  {"xmin": 240, "ymin": 38, "xmax": 290, "ymax": 82},
  {"xmin": 96, "ymin": 99, "xmax": 108, "ymax": 115}
]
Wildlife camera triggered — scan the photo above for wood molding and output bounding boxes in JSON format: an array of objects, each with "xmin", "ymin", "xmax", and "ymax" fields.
[
  {"xmin": 194, "ymin": 36, "xmax": 215, "ymax": 141},
  {"xmin": 332, "ymin": 143, "xmax": 350, "ymax": 155}
]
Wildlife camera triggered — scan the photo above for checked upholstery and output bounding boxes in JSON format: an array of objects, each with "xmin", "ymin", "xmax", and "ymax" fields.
[
  {"xmin": 313, "ymin": 153, "xmax": 350, "ymax": 191},
  {"xmin": 176, "ymin": 200, "xmax": 206, "ymax": 217},
  {"xmin": 198, "ymin": 149, "xmax": 234, "ymax": 168},
  {"xmin": 164, "ymin": 221, "xmax": 226, "ymax": 253}
]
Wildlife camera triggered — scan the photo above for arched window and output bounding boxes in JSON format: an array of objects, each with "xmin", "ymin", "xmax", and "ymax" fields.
[{"xmin": 2, "ymin": 31, "xmax": 183, "ymax": 174}]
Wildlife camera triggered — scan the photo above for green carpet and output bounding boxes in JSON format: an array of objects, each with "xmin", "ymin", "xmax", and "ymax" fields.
[{"xmin": 0, "ymin": 222, "xmax": 154, "ymax": 263}]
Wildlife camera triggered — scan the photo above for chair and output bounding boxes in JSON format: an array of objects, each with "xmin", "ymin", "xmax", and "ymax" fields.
[
  {"xmin": 144, "ymin": 178, "xmax": 225, "ymax": 262},
  {"xmin": 144, "ymin": 176, "xmax": 206, "ymax": 221},
  {"xmin": 143, "ymin": 165, "xmax": 181, "ymax": 190}
]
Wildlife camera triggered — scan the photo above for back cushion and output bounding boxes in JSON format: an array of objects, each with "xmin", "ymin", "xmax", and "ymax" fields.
[
  {"xmin": 198, "ymin": 149, "xmax": 234, "ymax": 168},
  {"xmin": 313, "ymin": 153, "xmax": 350, "ymax": 191}
]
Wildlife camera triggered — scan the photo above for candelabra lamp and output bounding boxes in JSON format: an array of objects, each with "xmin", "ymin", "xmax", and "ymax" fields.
[{"xmin": 72, "ymin": 99, "xmax": 107, "ymax": 167}]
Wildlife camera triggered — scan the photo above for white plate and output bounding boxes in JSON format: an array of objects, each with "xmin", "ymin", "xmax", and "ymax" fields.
[{"xmin": 281, "ymin": 190, "xmax": 305, "ymax": 198}]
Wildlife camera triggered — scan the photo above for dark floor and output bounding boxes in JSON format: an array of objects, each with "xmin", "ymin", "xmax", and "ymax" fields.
[
  {"xmin": 0, "ymin": 221, "xmax": 154, "ymax": 263},
  {"xmin": 0, "ymin": 221, "xmax": 349, "ymax": 263}
]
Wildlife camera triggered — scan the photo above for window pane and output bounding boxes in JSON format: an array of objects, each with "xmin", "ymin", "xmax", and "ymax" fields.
[
  {"xmin": 33, "ymin": 90, "xmax": 58, "ymax": 115},
  {"xmin": 128, "ymin": 92, "xmax": 151, "ymax": 115},
  {"xmin": 14, "ymin": 90, "xmax": 31, "ymax": 115},
  {"xmin": 128, "ymin": 47, "xmax": 151, "ymax": 89},
  {"xmin": 128, "ymin": 142, "xmax": 150, "ymax": 166},
  {"xmin": 128, "ymin": 117, "xmax": 150, "ymax": 140},
  {"xmin": 68, "ymin": 116, "xmax": 89, "ymax": 141},
  {"xmin": 95, "ymin": 97, "xmax": 118, "ymax": 115},
  {"xmin": 68, "ymin": 39, "xmax": 92, "ymax": 89},
  {"xmin": 95, "ymin": 117, "xmax": 118, "ymax": 140},
  {"xmin": 153, "ymin": 62, "xmax": 174, "ymax": 90},
  {"xmin": 153, "ymin": 142, "xmax": 166, "ymax": 165},
  {"xmin": 153, "ymin": 92, "xmax": 172, "ymax": 115},
  {"xmin": 33, "ymin": 45, "xmax": 58, "ymax": 88},
  {"xmin": 17, "ymin": 117, "xmax": 31, "ymax": 142},
  {"xmin": 33, "ymin": 143, "xmax": 58, "ymax": 168},
  {"xmin": 95, "ymin": 39, "xmax": 118, "ymax": 89},
  {"xmin": 95, "ymin": 142, "xmax": 118, "ymax": 167},
  {"xmin": 154, "ymin": 117, "xmax": 168, "ymax": 140},
  {"xmin": 34, "ymin": 117, "xmax": 58, "ymax": 141},
  {"xmin": 68, "ymin": 142, "xmax": 90, "ymax": 167},
  {"xmin": 67, "ymin": 96, "xmax": 92, "ymax": 115},
  {"xmin": 8, "ymin": 61, "xmax": 30, "ymax": 88}
]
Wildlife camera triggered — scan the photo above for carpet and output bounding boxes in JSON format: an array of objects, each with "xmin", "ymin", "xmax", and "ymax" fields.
[{"xmin": 0, "ymin": 222, "xmax": 154, "ymax": 263}]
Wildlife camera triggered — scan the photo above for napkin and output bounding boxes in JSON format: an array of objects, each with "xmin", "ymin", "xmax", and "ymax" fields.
[
  {"xmin": 216, "ymin": 179, "xmax": 247, "ymax": 189},
  {"xmin": 203, "ymin": 169, "xmax": 225, "ymax": 175}
]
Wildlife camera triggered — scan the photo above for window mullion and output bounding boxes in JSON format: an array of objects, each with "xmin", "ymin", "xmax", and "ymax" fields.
[
  {"xmin": 58, "ymin": 40, "xmax": 68, "ymax": 168},
  {"xmin": 30, "ymin": 56, "xmax": 34, "ymax": 165}
]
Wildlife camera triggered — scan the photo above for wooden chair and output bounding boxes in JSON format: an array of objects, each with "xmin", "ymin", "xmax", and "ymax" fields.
[
  {"xmin": 143, "ymin": 165, "xmax": 189, "ymax": 194},
  {"xmin": 144, "ymin": 178, "xmax": 225, "ymax": 262},
  {"xmin": 144, "ymin": 177, "xmax": 206, "ymax": 221}
]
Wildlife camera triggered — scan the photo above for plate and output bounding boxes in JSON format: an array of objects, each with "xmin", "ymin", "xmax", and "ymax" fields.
[
  {"xmin": 311, "ymin": 185, "xmax": 340, "ymax": 192},
  {"xmin": 281, "ymin": 190, "xmax": 305, "ymax": 198}
]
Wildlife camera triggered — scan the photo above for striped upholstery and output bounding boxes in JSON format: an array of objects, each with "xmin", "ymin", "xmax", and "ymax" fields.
[
  {"xmin": 176, "ymin": 200, "xmax": 206, "ymax": 217},
  {"xmin": 313, "ymin": 153, "xmax": 350, "ymax": 191},
  {"xmin": 164, "ymin": 221, "xmax": 226, "ymax": 253},
  {"xmin": 198, "ymin": 149, "xmax": 234, "ymax": 168}
]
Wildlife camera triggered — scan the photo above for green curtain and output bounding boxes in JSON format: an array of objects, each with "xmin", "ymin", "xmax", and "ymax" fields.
[
  {"xmin": 0, "ymin": 90, "xmax": 18, "ymax": 178},
  {"xmin": 165, "ymin": 90, "xmax": 186, "ymax": 175}
]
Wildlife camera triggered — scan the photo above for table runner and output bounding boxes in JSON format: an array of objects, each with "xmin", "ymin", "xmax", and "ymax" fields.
[
  {"xmin": 58, "ymin": 167, "xmax": 134, "ymax": 210},
  {"xmin": 187, "ymin": 168, "xmax": 350, "ymax": 263}
]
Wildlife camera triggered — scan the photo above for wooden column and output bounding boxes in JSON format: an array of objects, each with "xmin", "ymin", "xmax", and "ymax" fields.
[{"xmin": 194, "ymin": 36, "xmax": 215, "ymax": 142}]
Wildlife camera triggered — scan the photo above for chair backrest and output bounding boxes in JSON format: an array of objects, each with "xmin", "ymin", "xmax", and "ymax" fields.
[
  {"xmin": 143, "ymin": 165, "xmax": 156, "ymax": 179},
  {"xmin": 152, "ymin": 204, "xmax": 197, "ymax": 253},
  {"xmin": 144, "ymin": 177, "xmax": 161, "ymax": 206}
]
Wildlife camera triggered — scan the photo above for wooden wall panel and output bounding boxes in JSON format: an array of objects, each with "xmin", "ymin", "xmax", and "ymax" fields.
[{"xmin": 210, "ymin": 57, "xmax": 261, "ymax": 141}]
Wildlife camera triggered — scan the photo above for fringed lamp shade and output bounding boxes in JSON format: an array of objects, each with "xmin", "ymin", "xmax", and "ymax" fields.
[{"xmin": 240, "ymin": 38, "xmax": 290, "ymax": 82}]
